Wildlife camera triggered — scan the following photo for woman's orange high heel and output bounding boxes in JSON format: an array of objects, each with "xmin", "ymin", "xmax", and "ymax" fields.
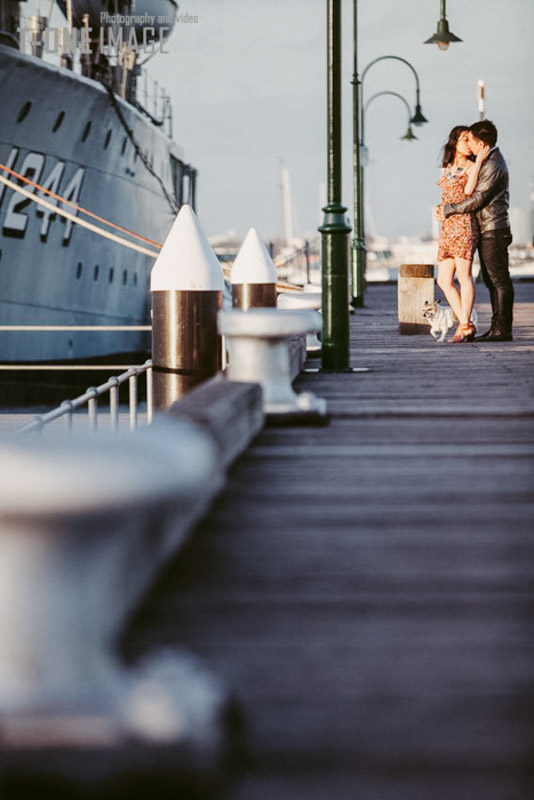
[{"xmin": 449, "ymin": 322, "xmax": 476, "ymax": 343}]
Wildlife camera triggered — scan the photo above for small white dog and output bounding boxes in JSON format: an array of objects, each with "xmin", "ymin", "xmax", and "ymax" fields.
[{"xmin": 422, "ymin": 300, "xmax": 478, "ymax": 342}]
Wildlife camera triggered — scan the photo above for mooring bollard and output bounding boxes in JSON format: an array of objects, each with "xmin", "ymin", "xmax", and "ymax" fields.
[
  {"xmin": 218, "ymin": 308, "xmax": 329, "ymax": 423},
  {"xmin": 150, "ymin": 204, "xmax": 225, "ymax": 410},
  {"xmin": 277, "ymin": 289, "xmax": 322, "ymax": 355},
  {"xmin": 0, "ymin": 421, "xmax": 231, "ymax": 789},
  {"xmin": 231, "ymin": 227, "xmax": 277, "ymax": 309},
  {"xmin": 398, "ymin": 263, "xmax": 435, "ymax": 334}
]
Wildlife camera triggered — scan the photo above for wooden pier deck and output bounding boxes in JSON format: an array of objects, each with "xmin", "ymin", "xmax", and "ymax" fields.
[{"xmin": 124, "ymin": 281, "xmax": 534, "ymax": 800}]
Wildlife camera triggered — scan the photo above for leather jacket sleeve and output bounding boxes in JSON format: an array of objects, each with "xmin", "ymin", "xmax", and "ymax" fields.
[{"xmin": 443, "ymin": 153, "xmax": 506, "ymax": 218}]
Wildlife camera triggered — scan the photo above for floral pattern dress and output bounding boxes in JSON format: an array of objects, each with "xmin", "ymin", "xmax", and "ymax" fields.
[{"xmin": 437, "ymin": 166, "xmax": 478, "ymax": 262}]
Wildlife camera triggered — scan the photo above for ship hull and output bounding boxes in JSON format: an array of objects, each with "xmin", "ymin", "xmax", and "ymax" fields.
[{"xmin": 0, "ymin": 44, "xmax": 186, "ymax": 362}]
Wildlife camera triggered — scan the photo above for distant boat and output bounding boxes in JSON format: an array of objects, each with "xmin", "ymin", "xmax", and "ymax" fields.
[{"xmin": 0, "ymin": 0, "xmax": 195, "ymax": 362}]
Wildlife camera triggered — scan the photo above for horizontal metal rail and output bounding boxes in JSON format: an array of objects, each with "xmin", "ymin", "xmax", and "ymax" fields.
[
  {"xmin": 0, "ymin": 365, "xmax": 148, "ymax": 371},
  {"xmin": 0, "ymin": 325, "xmax": 151, "ymax": 331},
  {"xmin": 14, "ymin": 360, "xmax": 153, "ymax": 436}
]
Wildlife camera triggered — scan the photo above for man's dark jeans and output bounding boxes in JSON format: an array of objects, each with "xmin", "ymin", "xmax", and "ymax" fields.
[{"xmin": 478, "ymin": 228, "xmax": 514, "ymax": 334}]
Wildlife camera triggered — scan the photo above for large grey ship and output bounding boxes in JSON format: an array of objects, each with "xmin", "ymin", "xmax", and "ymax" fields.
[{"xmin": 0, "ymin": 0, "xmax": 195, "ymax": 362}]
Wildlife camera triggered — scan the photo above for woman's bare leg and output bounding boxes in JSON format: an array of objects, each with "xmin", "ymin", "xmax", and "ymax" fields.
[
  {"xmin": 454, "ymin": 257, "xmax": 475, "ymax": 325},
  {"xmin": 437, "ymin": 259, "xmax": 462, "ymax": 321}
]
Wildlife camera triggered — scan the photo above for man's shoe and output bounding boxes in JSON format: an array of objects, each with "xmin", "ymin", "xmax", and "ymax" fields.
[
  {"xmin": 481, "ymin": 331, "xmax": 513, "ymax": 342},
  {"xmin": 474, "ymin": 328, "xmax": 493, "ymax": 340}
]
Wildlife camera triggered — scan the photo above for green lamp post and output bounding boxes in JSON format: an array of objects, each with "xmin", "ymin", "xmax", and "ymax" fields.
[{"xmin": 319, "ymin": 0, "xmax": 351, "ymax": 371}]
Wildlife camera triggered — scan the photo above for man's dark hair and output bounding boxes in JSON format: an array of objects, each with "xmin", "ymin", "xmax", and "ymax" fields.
[{"xmin": 470, "ymin": 120, "xmax": 498, "ymax": 147}]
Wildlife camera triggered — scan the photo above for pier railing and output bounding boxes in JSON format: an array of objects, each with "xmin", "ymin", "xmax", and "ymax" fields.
[{"xmin": 12, "ymin": 360, "xmax": 153, "ymax": 436}]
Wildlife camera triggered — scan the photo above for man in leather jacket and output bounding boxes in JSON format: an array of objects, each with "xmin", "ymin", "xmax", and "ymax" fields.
[{"xmin": 443, "ymin": 120, "xmax": 513, "ymax": 341}]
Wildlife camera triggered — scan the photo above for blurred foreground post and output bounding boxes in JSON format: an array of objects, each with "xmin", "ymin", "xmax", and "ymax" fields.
[{"xmin": 150, "ymin": 205, "xmax": 224, "ymax": 410}]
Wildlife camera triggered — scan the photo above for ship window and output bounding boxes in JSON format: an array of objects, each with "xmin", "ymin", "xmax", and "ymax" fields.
[
  {"xmin": 122, "ymin": 269, "xmax": 128, "ymax": 285},
  {"xmin": 53, "ymin": 111, "xmax": 65, "ymax": 132},
  {"xmin": 17, "ymin": 102, "xmax": 32, "ymax": 123},
  {"xmin": 121, "ymin": 137, "xmax": 127, "ymax": 155},
  {"xmin": 133, "ymin": 272, "xmax": 138, "ymax": 286},
  {"xmin": 76, "ymin": 262, "xmax": 82, "ymax": 279},
  {"xmin": 109, "ymin": 267, "xmax": 114, "ymax": 283},
  {"xmin": 170, "ymin": 156, "xmax": 184, "ymax": 205},
  {"xmin": 81, "ymin": 121, "xmax": 92, "ymax": 142},
  {"xmin": 104, "ymin": 130, "xmax": 112, "ymax": 149},
  {"xmin": 94, "ymin": 265, "xmax": 100, "ymax": 280}
]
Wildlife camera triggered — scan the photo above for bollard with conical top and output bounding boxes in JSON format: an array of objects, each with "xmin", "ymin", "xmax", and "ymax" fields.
[
  {"xmin": 151, "ymin": 205, "xmax": 225, "ymax": 410},
  {"xmin": 231, "ymin": 227, "xmax": 278, "ymax": 309}
]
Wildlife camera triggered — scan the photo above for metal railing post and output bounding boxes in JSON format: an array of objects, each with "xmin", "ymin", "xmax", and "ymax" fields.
[
  {"xmin": 87, "ymin": 388, "xmax": 98, "ymax": 431},
  {"xmin": 61, "ymin": 400, "xmax": 74, "ymax": 431},
  {"xmin": 109, "ymin": 377, "xmax": 120, "ymax": 432},
  {"xmin": 146, "ymin": 361, "xmax": 153, "ymax": 425},
  {"xmin": 129, "ymin": 373, "xmax": 138, "ymax": 431}
]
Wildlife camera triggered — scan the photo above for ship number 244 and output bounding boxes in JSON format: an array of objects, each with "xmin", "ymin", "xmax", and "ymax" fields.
[{"xmin": 0, "ymin": 147, "xmax": 85, "ymax": 244}]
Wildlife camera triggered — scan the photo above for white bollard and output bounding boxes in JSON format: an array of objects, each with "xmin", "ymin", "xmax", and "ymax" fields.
[
  {"xmin": 150, "ymin": 205, "xmax": 225, "ymax": 409},
  {"xmin": 218, "ymin": 308, "xmax": 329, "ymax": 423},
  {"xmin": 277, "ymin": 290, "xmax": 322, "ymax": 354},
  {"xmin": 231, "ymin": 227, "xmax": 277, "ymax": 309},
  {"xmin": 0, "ymin": 420, "xmax": 230, "ymax": 785}
]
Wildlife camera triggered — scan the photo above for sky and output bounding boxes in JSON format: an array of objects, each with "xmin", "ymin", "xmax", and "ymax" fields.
[
  {"xmin": 33, "ymin": 0, "xmax": 534, "ymax": 243},
  {"xmin": 142, "ymin": 0, "xmax": 534, "ymax": 244}
]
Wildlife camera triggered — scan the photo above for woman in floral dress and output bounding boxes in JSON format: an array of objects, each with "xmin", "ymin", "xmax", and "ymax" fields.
[{"xmin": 436, "ymin": 126, "xmax": 490, "ymax": 342}]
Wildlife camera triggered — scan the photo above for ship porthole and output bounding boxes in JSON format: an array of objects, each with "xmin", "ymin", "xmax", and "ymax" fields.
[
  {"xmin": 76, "ymin": 262, "xmax": 82, "ymax": 279},
  {"xmin": 104, "ymin": 130, "xmax": 112, "ymax": 149},
  {"xmin": 82, "ymin": 121, "xmax": 92, "ymax": 142},
  {"xmin": 122, "ymin": 269, "xmax": 128, "ymax": 285},
  {"xmin": 53, "ymin": 111, "xmax": 65, "ymax": 132},
  {"xmin": 17, "ymin": 101, "xmax": 32, "ymax": 123},
  {"xmin": 109, "ymin": 267, "xmax": 114, "ymax": 283},
  {"xmin": 94, "ymin": 265, "xmax": 100, "ymax": 281}
]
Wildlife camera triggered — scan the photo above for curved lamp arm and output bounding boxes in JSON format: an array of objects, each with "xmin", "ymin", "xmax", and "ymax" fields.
[
  {"xmin": 364, "ymin": 90, "xmax": 418, "ymax": 141},
  {"xmin": 361, "ymin": 55, "xmax": 428, "ymax": 129}
]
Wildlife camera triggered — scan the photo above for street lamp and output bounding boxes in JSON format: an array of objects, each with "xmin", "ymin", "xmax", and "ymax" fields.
[
  {"xmin": 365, "ymin": 91, "xmax": 419, "ymax": 142},
  {"xmin": 425, "ymin": 0, "xmax": 462, "ymax": 50},
  {"xmin": 351, "ymin": 52, "xmax": 427, "ymax": 307}
]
